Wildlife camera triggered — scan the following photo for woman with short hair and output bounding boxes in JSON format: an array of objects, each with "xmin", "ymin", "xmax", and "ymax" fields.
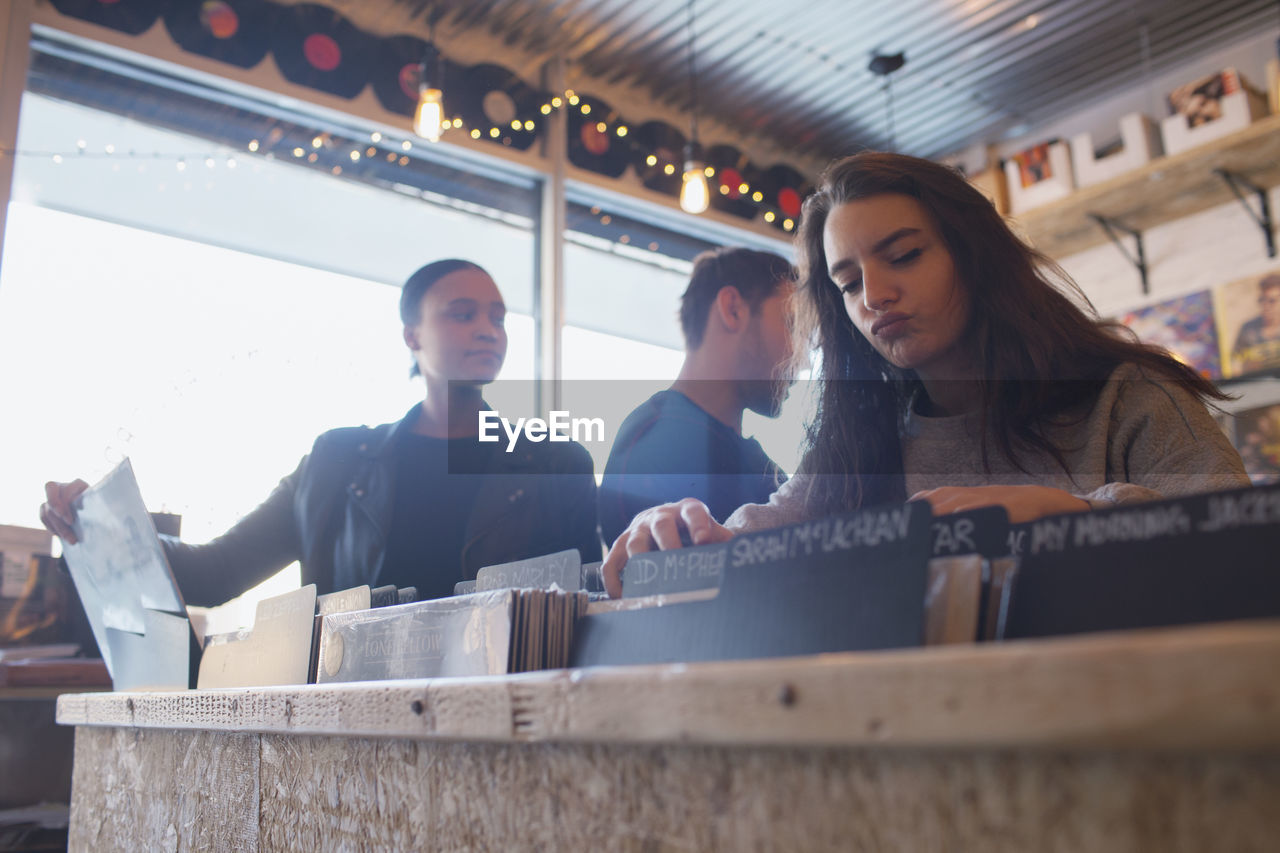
[{"xmin": 42, "ymin": 260, "xmax": 600, "ymax": 604}]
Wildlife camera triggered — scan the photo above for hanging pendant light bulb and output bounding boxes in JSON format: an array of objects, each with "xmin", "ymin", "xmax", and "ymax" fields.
[
  {"xmin": 678, "ymin": 0, "xmax": 709, "ymax": 215},
  {"xmin": 680, "ymin": 142, "xmax": 710, "ymax": 214},
  {"xmin": 414, "ymin": 83, "xmax": 444, "ymax": 142},
  {"xmin": 413, "ymin": 28, "xmax": 445, "ymax": 143}
]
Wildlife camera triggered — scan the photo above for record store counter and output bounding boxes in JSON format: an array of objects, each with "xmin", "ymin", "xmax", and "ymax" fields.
[{"xmin": 56, "ymin": 620, "xmax": 1280, "ymax": 851}]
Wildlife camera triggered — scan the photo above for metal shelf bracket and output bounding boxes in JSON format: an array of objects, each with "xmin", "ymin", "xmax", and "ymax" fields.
[
  {"xmin": 1214, "ymin": 169, "xmax": 1276, "ymax": 259},
  {"xmin": 1088, "ymin": 213, "xmax": 1148, "ymax": 295}
]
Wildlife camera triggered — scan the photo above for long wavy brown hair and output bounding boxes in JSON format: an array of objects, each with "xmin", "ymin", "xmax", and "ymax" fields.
[{"xmin": 793, "ymin": 152, "xmax": 1227, "ymax": 516}]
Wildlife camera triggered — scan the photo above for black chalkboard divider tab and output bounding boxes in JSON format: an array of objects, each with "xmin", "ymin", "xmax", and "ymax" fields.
[
  {"xmin": 475, "ymin": 549, "xmax": 582, "ymax": 593},
  {"xmin": 620, "ymin": 540, "xmax": 728, "ymax": 598},
  {"xmin": 571, "ymin": 500, "xmax": 936, "ymax": 668},
  {"xmin": 1003, "ymin": 483, "xmax": 1280, "ymax": 640}
]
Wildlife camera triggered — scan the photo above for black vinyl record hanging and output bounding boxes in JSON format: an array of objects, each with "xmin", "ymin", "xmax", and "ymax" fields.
[
  {"xmin": 270, "ymin": 3, "xmax": 372, "ymax": 99},
  {"xmin": 370, "ymin": 34, "xmax": 440, "ymax": 118},
  {"xmin": 755, "ymin": 163, "xmax": 810, "ymax": 232},
  {"xmin": 453, "ymin": 63, "xmax": 543, "ymax": 151},
  {"xmin": 566, "ymin": 95, "xmax": 630, "ymax": 178},
  {"xmin": 162, "ymin": 0, "xmax": 277, "ymax": 69},
  {"xmin": 706, "ymin": 143, "xmax": 758, "ymax": 220},
  {"xmin": 49, "ymin": 0, "xmax": 168, "ymax": 36},
  {"xmin": 629, "ymin": 120, "xmax": 686, "ymax": 197}
]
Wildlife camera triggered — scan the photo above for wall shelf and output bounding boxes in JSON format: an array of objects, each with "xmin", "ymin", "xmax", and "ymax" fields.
[{"xmin": 1015, "ymin": 112, "xmax": 1280, "ymax": 261}]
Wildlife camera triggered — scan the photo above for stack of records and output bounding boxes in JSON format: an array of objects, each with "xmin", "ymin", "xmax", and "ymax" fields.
[{"xmin": 316, "ymin": 587, "xmax": 588, "ymax": 683}]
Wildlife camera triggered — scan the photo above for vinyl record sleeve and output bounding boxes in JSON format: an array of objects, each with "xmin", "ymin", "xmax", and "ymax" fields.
[
  {"xmin": 1232, "ymin": 402, "xmax": 1280, "ymax": 484},
  {"xmin": 1119, "ymin": 290, "xmax": 1222, "ymax": 380},
  {"xmin": 1213, "ymin": 272, "xmax": 1280, "ymax": 378},
  {"xmin": 317, "ymin": 590, "xmax": 515, "ymax": 682},
  {"xmin": 62, "ymin": 459, "xmax": 186, "ymax": 640}
]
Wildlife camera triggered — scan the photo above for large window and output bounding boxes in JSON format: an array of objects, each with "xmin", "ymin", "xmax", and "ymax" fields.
[{"xmin": 0, "ymin": 30, "xmax": 812, "ymax": 608}]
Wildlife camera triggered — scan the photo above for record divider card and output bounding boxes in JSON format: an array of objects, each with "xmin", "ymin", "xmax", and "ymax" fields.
[{"xmin": 1003, "ymin": 483, "xmax": 1280, "ymax": 639}]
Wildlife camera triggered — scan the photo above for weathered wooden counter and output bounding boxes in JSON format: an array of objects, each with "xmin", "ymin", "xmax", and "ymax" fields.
[{"xmin": 57, "ymin": 621, "xmax": 1280, "ymax": 851}]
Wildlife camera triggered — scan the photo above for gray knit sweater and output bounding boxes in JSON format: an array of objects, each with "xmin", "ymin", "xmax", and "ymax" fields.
[{"xmin": 726, "ymin": 364, "xmax": 1250, "ymax": 533}]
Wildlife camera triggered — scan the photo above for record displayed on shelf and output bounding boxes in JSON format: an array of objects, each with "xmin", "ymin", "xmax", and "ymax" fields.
[
  {"xmin": 453, "ymin": 64, "xmax": 543, "ymax": 151},
  {"xmin": 1010, "ymin": 140, "xmax": 1055, "ymax": 187},
  {"xmin": 1118, "ymin": 290, "xmax": 1222, "ymax": 380},
  {"xmin": 1168, "ymin": 68, "xmax": 1242, "ymax": 128},
  {"xmin": 49, "ymin": 0, "xmax": 168, "ymax": 35},
  {"xmin": 754, "ymin": 163, "xmax": 809, "ymax": 231},
  {"xmin": 1213, "ymin": 271, "xmax": 1280, "ymax": 379},
  {"xmin": 1232, "ymin": 402, "xmax": 1280, "ymax": 484},
  {"xmin": 162, "ymin": 0, "xmax": 277, "ymax": 69},
  {"xmin": 628, "ymin": 121, "xmax": 686, "ymax": 196},
  {"xmin": 706, "ymin": 144, "xmax": 758, "ymax": 220},
  {"xmin": 567, "ymin": 95, "xmax": 630, "ymax": 177},
  {"xmin": 270, "ymin": 3, "xmax": 373, "ymax": 99},
  {"xmin": 368, "ymin": 35, "xmax": 461, "ymax": 119}
]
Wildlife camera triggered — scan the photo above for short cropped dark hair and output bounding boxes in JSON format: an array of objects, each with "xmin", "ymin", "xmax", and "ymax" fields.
[
  {"xmin": 678, "ymin": 247, "xmax": 794, "ymax": 348},
  {"xmin": 400, "ymin": 259, "xmax": 487, "ymax": 377},
  {"xmin": 400, "ymin": 259, "xmax": 486, "ymax": 325}
]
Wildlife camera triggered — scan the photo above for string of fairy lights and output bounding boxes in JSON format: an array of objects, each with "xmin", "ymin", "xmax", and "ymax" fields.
[
  {"xmin": 531, "ymin": 89, "xmax": 799, "ymax": 231},
  {"xmin": 0, "ymin": 132, "xmax": 635, "ymax": 254},
  {"xmin": 0, "ymin": 83, "xmax": 801, "ymax": 232},
  {"xmin": 411, "ymin": 77, "xmax": 801, "ymax": 230}
]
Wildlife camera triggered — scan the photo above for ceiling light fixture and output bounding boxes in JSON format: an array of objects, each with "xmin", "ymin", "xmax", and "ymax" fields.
[
  {"xmin": 868, "ymin": 51, "xmax": 906, "ymax": 151},
  {"xmin": 679, "ymin": 0, "xmax": 710, "ymax": 214},
  {"xmin": 413, "ymin": 14, "xmax": 445, "ymax": 143},
  {"xmin": 414, "ymin": 82, "xmax": 444, "ymax": 142}
]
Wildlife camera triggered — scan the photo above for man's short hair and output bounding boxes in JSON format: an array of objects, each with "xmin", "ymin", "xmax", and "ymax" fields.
[
  {"xmin": 1259, "ymin": 274, "xmax": 1280, "ymax": 294},
  {"xmin": 679, "ymin": 247, "xmax": 794, "ymax": 348}
]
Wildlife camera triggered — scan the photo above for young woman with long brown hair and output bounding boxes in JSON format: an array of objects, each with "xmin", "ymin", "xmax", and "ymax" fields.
[{"xmin": 601, "ymin": 152, "xmax": 1248, "ymax": 597}]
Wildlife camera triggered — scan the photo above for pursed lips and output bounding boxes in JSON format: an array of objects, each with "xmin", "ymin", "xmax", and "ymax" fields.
[{"xmin": 870, "ymin": 313, "xmax": 911, "ymax": 338}]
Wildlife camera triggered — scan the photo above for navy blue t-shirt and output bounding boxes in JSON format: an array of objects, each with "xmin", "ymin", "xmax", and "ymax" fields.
[{"xmin": 598, "ymin": 390, "xmax": 785, "ymax": 545}]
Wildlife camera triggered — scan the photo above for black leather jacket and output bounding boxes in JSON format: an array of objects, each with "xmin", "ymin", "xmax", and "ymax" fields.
[{"xmin": 165, "ymin": 405, "xmax": 601, "ymax": 606}]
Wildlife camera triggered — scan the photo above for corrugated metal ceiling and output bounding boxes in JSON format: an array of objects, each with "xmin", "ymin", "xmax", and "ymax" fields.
[{"xmin": 381, "ymin": 0, "xmax": 1279, "ymax": 161}]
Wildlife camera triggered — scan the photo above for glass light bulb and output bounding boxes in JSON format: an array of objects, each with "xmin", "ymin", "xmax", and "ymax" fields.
[
  {"xmin": 413, "ymin": 87, "xmax": 444, "ymax": 142},
  {"xmin": 680, "ymin": 161, "xmax": 710, "ymax": 214}
]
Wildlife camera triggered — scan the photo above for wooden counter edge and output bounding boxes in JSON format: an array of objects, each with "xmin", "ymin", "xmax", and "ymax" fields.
[{"xmin": 54, "ymin": 620, "xmax": 1280, "ymax": 751}]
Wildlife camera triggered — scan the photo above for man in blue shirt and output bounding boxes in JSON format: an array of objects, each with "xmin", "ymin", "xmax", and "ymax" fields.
[{"xmin": 598, "ymin": 247, "xmax": 796, "ymax": 546}]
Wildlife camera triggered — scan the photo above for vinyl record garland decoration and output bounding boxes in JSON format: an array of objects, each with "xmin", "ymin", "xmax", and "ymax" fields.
[
  {"xmin": 706, "ymin": 144, "xmax": 758, "ymax": 220},
  {"xmin": 163, "ymin": 0, "xmax": 277, "ymax": 69},
  {"xmin": 49, "ymin": 0, "xmax": 815, "ymax": 220},
  {"xmin": 451, "ymin": 64, "xmax": 543, "ymax": 151},
  {"xmin": 49, "ymin": 0, "xmax": 168, "ymax": 35},
  {"xmin": 370, "ymin": 35, "xmax": 436, "ymax": 118},
  {"xmin": 755, "ymin": 164, "xmax": 809, "ymax": 231},
  {"xmin": 567, "ymin": 95, "xmax": 630, "ymax": 178},
  {"xmin": 271, "ymin": 4, "xmax": 372, "ymax": 98},
  {"xmin": 630, "ymin": 121, "xmax": 686, "ymax": 196}
]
